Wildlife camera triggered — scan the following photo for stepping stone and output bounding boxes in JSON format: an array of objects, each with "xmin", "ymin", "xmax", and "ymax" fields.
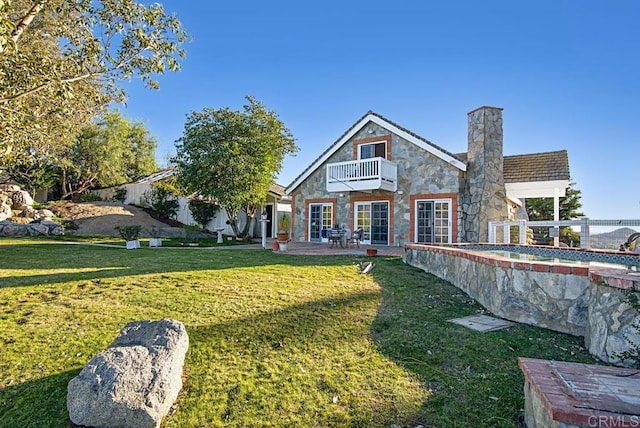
[{"xmin": 448, "ymin": 314, "xmax": 514, "ymax": 332}]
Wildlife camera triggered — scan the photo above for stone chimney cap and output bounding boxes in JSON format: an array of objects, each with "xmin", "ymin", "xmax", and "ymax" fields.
[{"xmin": 467, "ymin": 106, "xmax": 504, "ymax": 115}]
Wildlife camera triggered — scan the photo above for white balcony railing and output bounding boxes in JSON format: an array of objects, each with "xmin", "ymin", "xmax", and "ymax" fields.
[{"xmin": 326, "ymin": 157, "xmax": 397, "ymax": 193}]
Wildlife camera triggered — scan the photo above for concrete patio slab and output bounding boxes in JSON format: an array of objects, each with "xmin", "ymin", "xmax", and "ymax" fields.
[{"xmin": 448, "ymin": 314, "xmax": 515, "ymax": 332}]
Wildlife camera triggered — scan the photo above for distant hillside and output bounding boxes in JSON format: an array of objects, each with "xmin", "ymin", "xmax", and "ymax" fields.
[{"xmin": 589, "ymin": 227, "xmax": 639, "ymax": 250}]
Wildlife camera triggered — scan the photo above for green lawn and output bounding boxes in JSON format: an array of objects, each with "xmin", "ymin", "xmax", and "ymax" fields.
[{"xmin": 0, "ymin": 238, "xmax": 598, "ymax": 427}]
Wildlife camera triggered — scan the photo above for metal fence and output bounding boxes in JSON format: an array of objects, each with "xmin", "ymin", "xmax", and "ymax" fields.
[{"xmin": 488, "ymin": 219, "xmax": 640, "ymax": 251}]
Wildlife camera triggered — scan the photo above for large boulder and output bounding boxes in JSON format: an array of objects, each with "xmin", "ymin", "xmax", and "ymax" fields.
[
  {"xmin": 0, "ymin": 202, "xmax": 11, "ymax": 221},
  {"xmin": 67, "ymin": 318, "xmax": 189, "ymax": 428},
  {"xmin": 0, "ymin": 220, "xmax": 64, "ymax": 236},
  {"xmin": 10, "ymin": 189, "xmax": 33, "ymax": 210},
  {"xmin": 0, "ymin": 184, "xmax": 64, "ymax": 235}
]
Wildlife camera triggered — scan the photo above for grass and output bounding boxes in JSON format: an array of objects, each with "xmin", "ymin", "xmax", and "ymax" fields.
[
  {"xmin": 27, "ymin": 234, "xmax": 255, "ymax": 248},
  {"xmin": 0, "ymin": 237, "xmax": 598, "ymax": 427}
]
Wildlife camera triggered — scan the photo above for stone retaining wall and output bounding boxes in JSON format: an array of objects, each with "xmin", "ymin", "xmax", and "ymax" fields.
[{"xmin": 404, "ymin": 243, "xmax": 640, "ymax": 366}]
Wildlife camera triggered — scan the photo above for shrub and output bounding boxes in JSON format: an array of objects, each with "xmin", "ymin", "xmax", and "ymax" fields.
[
  {"xmin": 112, "ymin": 187, "xmax": 127, "ymax": 203},
  {"xmin": 180, "ymin": 225, "xmax": 201, "ymax": 245},
  {"xmin": 80, "ymin": 191, "xmax": 102, "ymax": 202},
  {"xmin": 148, "ymin": 225, "xmax": 161, "ymax": 238},
  {"xmin": 116, "ymin": 225, "xmax": 141, "ymax": 241},
  {"xmin": 188, "ymin": 199, "xmax": 218, "ymax": 230},
  {"xmin": 277, "ymin": 213, "xmax": 291, "ymax": 232},
  {"xmin": 140, "ymin": 182, "xmax": 179, "ymax": 219}
]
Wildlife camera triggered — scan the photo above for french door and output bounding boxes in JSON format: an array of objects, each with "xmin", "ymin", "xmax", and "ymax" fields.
[
  {"xmin": 355, "ymin": 202, "xmax": 389, "ymax": 245},
  {"xmin": 415, "ymin": 199, "xmax": 451, "ymax": 243},
  {"xmin": 309, "ymin": 203, "xmax": 333, "ymax": 241}
]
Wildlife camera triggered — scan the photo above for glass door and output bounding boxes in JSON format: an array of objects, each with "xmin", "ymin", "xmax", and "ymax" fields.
[
  {"xmin": 309, "ymin": 204, "xmax": 333, "ymax": 242},
  {"xmin": 309, "ymin": 204, "xmax": 322, "ymax": 241},
  {"xmin": 355, "ymin": 203, "xmax": 371, "ymax": 244},
  {"xmin": 415, "ymin": 199, "xmax": 451, "ymax": 243},
  {"xmin": 355, "ymin": 202, "xmax": 388, "ymax": 245},
  {"xmin": 416, "ymin": 201, "xmax": 433, "ymax": 243},
  {"xmin": 433, "ymin": 201, "xmax": 450, "ymax": 244},
  {"xmin": 371, "ymin": 202, "xmax": 389, "ymax": 245}
]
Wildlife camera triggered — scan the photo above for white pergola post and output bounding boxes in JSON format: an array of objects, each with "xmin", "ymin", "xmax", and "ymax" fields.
[{"xmin": 553, "ymin": 188, "xmax": 560, "ymax": 247}]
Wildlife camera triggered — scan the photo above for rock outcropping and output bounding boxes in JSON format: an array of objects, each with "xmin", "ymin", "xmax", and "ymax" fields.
[
  {"xmin": 0, "ymin": 184, "xmax": 63, "ymax": 236},
  {"xmin": 67, "ymin": 318, "xmax": 189, "ymax": 428}
]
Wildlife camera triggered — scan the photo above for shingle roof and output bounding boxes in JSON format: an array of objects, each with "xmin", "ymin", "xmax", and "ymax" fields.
[
  {"xmin": 455, "ymin": 150, "xmax": 570, "ymax": 183},
  {"xmin": 268, "ymin": 183, "xmax": 286, "ymax": 197},
  {"xmin": 503, "ymin": 150, "xmax": 570, "ymax": 183}
]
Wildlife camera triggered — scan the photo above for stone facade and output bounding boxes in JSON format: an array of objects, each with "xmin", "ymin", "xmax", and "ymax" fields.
[
  {"xmin": 404, "ymin": 244, "xmax": 590, "ymax": 336},
  {"xmin": 462, "ymin": 106, "xmax": 508, "ymax": 243},
  {"xmin": 292, "ymin": 120, "xmax": 464, "ymax": 245}
]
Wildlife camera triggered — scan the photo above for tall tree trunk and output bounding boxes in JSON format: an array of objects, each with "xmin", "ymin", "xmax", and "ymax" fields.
[
  {"xmin": 241, "ymin": 203, "xmax": 259, "ymax": 238},
  {"xmin": 225, "ymin": 207, "xmax": 241, "ymax": 237}
]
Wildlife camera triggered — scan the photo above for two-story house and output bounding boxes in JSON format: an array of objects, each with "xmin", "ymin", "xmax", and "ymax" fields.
[{"xmin": 285, "ymin": 106, "xmax": 570, "ymax": 246}]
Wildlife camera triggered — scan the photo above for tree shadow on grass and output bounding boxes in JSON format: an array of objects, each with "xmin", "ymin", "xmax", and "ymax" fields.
[
  {"xmin": 0, "ymin": 369, "xmax": 78, "ymax": 428},
  {"xmin": 178, "ymin": 289, "xmax": 427, "ymax": 427},
  {"xmin": 1, "ymin": 288, "xmax": 427, "ymax": 427}
]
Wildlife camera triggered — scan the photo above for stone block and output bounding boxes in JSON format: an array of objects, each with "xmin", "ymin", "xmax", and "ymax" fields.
[{"xmin": 67, "ymin": 318, "xmax": 189, "ymax": 428}]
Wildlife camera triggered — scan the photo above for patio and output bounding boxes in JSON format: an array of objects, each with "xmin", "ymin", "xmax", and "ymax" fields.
[{"xmin": 266, "ymin": 240, "xmax": 403, "ymax": 257}]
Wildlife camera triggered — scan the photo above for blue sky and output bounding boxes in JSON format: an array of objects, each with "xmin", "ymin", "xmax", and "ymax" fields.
[{"xmin": 121, "ymin": 1, "xmax": 640, "ymax": 220}]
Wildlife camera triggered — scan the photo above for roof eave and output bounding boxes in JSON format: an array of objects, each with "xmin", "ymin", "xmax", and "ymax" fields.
[{"xmin": 505, "ymin": 179, "xmax": 570, "ymax": 199}]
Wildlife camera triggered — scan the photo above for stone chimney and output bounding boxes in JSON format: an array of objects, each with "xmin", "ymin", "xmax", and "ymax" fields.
[{"xmin": 462, "ymin": 106, "xmax": 508, "ymax": 242}]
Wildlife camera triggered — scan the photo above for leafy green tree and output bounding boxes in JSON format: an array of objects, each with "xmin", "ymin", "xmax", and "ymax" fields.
[
  {"xmin": 173, "ymin": 96, "xmax": 297, "ymax": 237},
  {"xmin": 0, "ymin": 0, "xmax": 188, "ymax": 167},
  {"xmin": 59, "ymin": 111, "xmax": 158, "ymax": 199},
  {"xmin": 5, "ymin": 153, "xmax": 59, "ymax": 197},
  {"xmin": 526, "ymin": 181, "xmax": 584, "ymax": 246}
]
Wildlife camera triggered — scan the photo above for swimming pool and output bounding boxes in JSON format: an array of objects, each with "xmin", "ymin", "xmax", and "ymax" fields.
[
  {"xmin": 474, "ymin": 249, "xmax": 637, "ymax": 270},
  {"xmin": 463, "ymin": 244, "xmax": 640, "ymax": 270}
]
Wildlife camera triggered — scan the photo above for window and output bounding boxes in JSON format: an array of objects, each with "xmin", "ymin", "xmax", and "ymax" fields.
[{"xmin": 358, "ymin": 141, "xmax": 386, "ymax": 160}]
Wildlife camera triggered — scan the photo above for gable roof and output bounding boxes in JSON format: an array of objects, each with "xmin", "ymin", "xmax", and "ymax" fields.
[
  {"xmin": 286, "ymin": 111, "xmax": 467, "ymax": 194},
  {"xmin": 455, "ymin": 150, "xmax": 570, "ymax": 184}
]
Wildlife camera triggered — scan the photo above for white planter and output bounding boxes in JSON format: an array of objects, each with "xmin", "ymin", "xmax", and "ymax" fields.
[
  {"xmin": 126, "ymin": 240, "xmax": 140, "ymax": 250},
  {"xmin": 149, "ymin": 238, "xmax": 162, "ymax": 247},
  {"xmin": 278, "ymin": 242, "xmax": 288, "ymax": 252}
]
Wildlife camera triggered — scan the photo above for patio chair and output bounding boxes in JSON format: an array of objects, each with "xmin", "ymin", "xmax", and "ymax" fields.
[
  {"xmin": 347, "ymin": 228, "xmax": 363, "ymax": 248},
  {"xmin": 328, "ymin": 228, "xmax": 343, "ymax": 248}
]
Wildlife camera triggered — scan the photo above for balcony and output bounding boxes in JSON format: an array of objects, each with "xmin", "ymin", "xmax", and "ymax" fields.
[{"xmin": 326, "ymin": 157, "xmax": 397, "ymax": 193}]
